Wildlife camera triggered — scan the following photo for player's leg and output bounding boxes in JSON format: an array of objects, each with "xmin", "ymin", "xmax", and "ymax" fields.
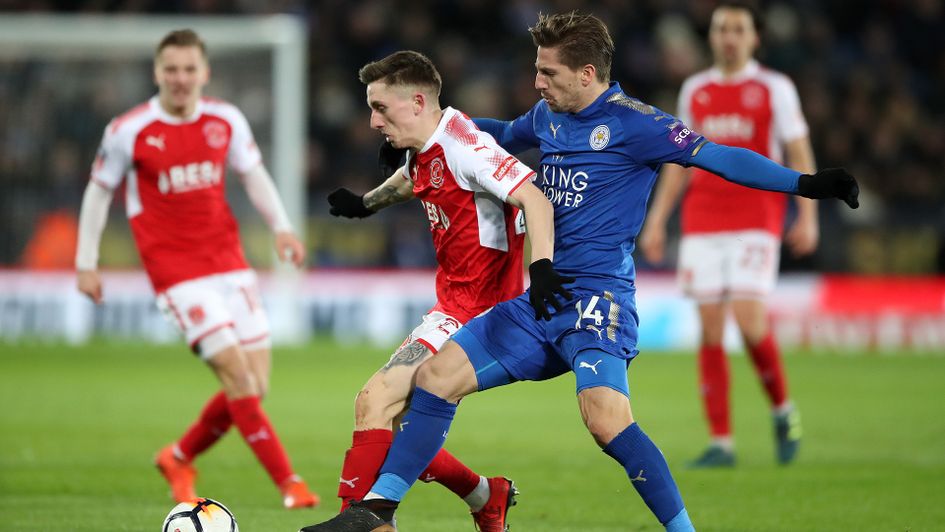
[
  {"xmin": 337, "ymin": 313, "xmax": 495, "ymax": 516},
  {"xmin": 679, "ymin": 234, "xmax": 734, "ymax": 467},
  {"xmin": 572, "ymin": 351, "xmax": 693, "ymax": 532},
  {"xmin": 690, "ymin": 301, "xmax": 735, "ymax": 467},
  {"xmin": 224, "ymin": 270, "xmax": 318, "ymax": 508},
  {"xmin": 730, "ymin": 232, "xmax": 800, "ymax": 464},
  {"xmin": 300, "ymin": 339, "xmax": 484, "ymax": 532},
  {"xmin": 153, "ymin": 278, "xmax": 235, "ymax": 503}
]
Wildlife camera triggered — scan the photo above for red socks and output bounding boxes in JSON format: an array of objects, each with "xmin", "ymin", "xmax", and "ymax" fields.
[
  {"xmin": 228, "ymin": 395, "xmax": 294, "ymax": 486},
  {"xmin": 338, "ymin": 429, "xmax": 393, "ymax": 508},
  {"xmin": 177, "ymin": 391, "xmax": 232, "ymax": 461},
  {"xmin": 338, "ymin": 429, "xmax": 480, "ymax": 510},
  {"xmin": 419, "ymin": 448, "xmax": 481, "ymax": 498},
  {"xmin": 747, "ymin": 333, "xmax": 789, "ymax": 407},
  {"xmin": 698, "ymin": 345, "xmax": 731, "ymax": 437}
]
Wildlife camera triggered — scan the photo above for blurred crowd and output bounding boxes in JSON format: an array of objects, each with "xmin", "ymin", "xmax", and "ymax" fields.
[{"xmin": 2, "ymin": 0, "xmax": 944, "ymax": 273}]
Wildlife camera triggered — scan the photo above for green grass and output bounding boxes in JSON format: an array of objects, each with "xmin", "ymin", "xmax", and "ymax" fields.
[{"xmin": 1, "ymin": 340, "xmax": 943, "ymax": 531}]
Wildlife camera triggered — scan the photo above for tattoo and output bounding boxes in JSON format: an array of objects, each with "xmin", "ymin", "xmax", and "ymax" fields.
[
  {"xmin": 364, "ymin": 184, "xmax": 408, "ymax": 210},
  {"xmin": 382, "ymin": 341, "xmax": 430, "ymax": 371}
]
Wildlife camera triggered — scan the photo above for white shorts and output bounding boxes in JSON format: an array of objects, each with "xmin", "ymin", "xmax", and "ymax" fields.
[
  {"xmin": 155, "ymin": 269, "xmax": 271, "ymax": 358},
  {"xmin": 677, "ymin": 230, "xmax": 780, "ymax": 303},
  {"xmin": 399, "ymin": 311, "xmax": 463, "ymax": 354}
]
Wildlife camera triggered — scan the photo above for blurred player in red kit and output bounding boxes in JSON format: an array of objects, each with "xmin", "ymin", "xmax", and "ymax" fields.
[
  {"xmin": 640, "ymin": 2, "xmax": 814, "ymax": 467},
  {"xmin": 75, "ymin": 29, "xmax": 318, "ymax": 508}
]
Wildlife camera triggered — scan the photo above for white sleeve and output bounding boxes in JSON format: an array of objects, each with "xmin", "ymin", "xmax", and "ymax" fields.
[
  {"xmin": 90, "ymin": 121, "xmax": 132, "ymax": 189},
  {"xmin": 226, "ymin": 106, "xmax": 263, "ymax": 174},
  {"xmin": 771, "ymin": 75, "xmax": 809, "ymax": 143},
  {"xmin": 75, "ymin": 181, "xmax": 114, "ymax": 270},
  {"xmin": 676, "ymin": 77, "xmax": 696, "ymax": 126},
  {"xmin": 240, "ymin": 164, "xmax": 293, "ymax": 233},
  {"xmin": 449, "ymin": 133, "xmax": 536, "ymax": 201}
]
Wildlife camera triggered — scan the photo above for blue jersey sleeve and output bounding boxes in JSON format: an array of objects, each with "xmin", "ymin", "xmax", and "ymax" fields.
[
  {"xmin": 622, "ymin": 110, "xmax": 706, "ymax": 166},
  {"xmin": 473, "ymin": 106, "xmax": 540, "ymax": 155},
  {"xmin": 689, "ymin": 141, "xmax": 801, "ymax": 193}
]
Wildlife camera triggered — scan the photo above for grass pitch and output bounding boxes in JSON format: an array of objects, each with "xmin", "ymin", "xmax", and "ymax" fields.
[{"xmin": 1, "ymin": 340, "xmax": 943, "ymax": 531}]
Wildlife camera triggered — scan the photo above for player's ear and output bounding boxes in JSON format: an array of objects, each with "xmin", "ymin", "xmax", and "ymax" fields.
[
  {"xmin": 413, "ymin": 92, "xmax": 425, "ymax": 114},
  {"xmin": 581, "ymin": 64, "xmax": 596, "ymax": 87}
]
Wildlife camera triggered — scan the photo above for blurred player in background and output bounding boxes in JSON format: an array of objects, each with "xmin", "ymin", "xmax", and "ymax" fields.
[
  {"xmin": 321, "ymin": 50, "xmax": 565, "ymax": 532},
  {"xmin": 639, "ymin": 1, "xmax": 815, "ymax": 468},
  {"xmin": 75, "ymin": 29, "xmax": 318, "ymax": 509},
  {"xmin": 303, "ymin": 11, "xmax": 856, "ymax": 532}
]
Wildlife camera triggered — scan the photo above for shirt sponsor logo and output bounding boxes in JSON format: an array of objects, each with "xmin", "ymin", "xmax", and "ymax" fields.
[
  {"xmin": 492, "ymin": 156, "xmax": 518, "ymax": 181},
  {"xmin": 700, "ymin": 114, "xmax": 755, "ymax": 141},
  {"xmin": 430, "ymin": 157, "xmax": 445, "ymax": 188},
  {"xmin": 157, "ymin": 161, "xmax": 223, "ymax": 194},
  {"xmin": 589, "ymin": 125, "xmax": 610, "ymax": 151}
]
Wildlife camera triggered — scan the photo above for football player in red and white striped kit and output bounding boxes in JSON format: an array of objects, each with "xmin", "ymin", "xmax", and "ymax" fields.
[
  {"xmin": 322, "ymin": 50, "xmax": 565, "ymax": 532},
  {"xmin": 640, "ymin": 2, "xmax": 814, "ymax": 467},
  {"xmin": 75, "ymin": 29, "xmax": 318, "ymax": 508}
]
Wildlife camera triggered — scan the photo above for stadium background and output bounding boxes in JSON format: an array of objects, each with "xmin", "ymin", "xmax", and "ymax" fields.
[{"xmin": 1, "ymin": 1, "xmax": 944, "ymax": 531}]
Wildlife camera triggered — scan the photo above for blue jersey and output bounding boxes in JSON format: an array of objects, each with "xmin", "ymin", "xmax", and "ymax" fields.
[{"xmin": 478, "ymin": 82, "xmax": 705, "ymax": 291}]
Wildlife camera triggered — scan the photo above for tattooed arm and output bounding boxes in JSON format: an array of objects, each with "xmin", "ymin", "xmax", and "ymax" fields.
[{"xmin": 363, "ymin": 167, "xmax": 415, "ymax": 210}]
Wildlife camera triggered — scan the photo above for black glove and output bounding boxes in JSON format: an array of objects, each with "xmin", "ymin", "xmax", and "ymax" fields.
[
  {"xmin": 378, "ymin": 141, "xmax": 408, "ymax": 179},
  {"xmin": 528, "ymin": 258, "xmax": 576, "ymax": 321},
  {"xmin": 327, "ymin": 188, "xmax": 375, "ymax": 218},
  {"xmin": 796, "ymin": 168, "xmax": 859, "ymax": 209}
]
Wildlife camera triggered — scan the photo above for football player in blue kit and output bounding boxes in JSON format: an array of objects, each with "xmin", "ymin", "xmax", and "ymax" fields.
[{"xmin": 301, "ymin": 11, "xmax": 858, "ymax": 532}]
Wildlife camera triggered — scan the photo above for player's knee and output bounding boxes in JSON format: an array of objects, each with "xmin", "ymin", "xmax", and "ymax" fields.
[
  {"xmin": 354, "ymin": 383, "xmax": 404, "ymax": 429},
  {"xmin": 584, "ymin": 416, "xmax": 626, "ymax": 448}
]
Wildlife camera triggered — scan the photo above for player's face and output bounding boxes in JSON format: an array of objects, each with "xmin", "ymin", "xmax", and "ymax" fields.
[
  {"xmin": 366, "ymin": 82, "xmax": 421, "ymax": 149},
  {"xmin": 154, "ymin": 45, "xmax": 209, "ymax": 117},
  {"xmin": 534, "ymin": 46, "xmax": 584, "ymax": 114},
  {"xmin": 709, "ymin": 8, "xmax": 759, "ymax": 70}
]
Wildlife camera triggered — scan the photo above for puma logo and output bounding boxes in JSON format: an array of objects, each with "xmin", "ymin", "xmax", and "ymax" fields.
[
  {"xmin": 423, "ymin": 474, "xmax": 436, "ymax": 482},
  {"xmin": 245, "ymin": 427, "xmax": 270, "ymax": 444},
  {"xmin": 399, "ymin": 421, "xmax": 409, "ymax": 431},
  {"xmin": 339, "ymin": 476, "xmax": 359, "ymax": 488},
  {"xmin": 630, "ymin": 470, "xmax": 646, "ymax": 483},
  {"xmin": 578, "ymin": 359, "xmax": 603, "ymax": 375},
  {"xmin": 549, "ymin": 122, "xmax": 561, "ymax": 139},
  {"xmin": 585, "ymin": 324, "xmax": 604, "ymax": 340},
  {"xmin": 145, "ymin": 134, "xmax": 165, "ymax": 151}
]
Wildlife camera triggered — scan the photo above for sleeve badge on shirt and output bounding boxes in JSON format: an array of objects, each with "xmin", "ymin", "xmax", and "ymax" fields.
[{"xmin": 589, "ymin": 125, "xmax": 610, "ymax": 151}]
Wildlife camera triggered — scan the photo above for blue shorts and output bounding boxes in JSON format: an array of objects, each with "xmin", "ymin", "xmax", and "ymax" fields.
[{"xmin": 454, "ymin": 286, "xmax": 640, "ymax": 396}]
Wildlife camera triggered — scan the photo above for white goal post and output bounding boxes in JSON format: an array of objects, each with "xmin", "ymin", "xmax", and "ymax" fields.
[{"xmin": 0, "ymin": 14, "xmax": 309, "ymax": 343}]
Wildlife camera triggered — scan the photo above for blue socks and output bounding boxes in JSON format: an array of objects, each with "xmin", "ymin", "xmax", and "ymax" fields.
[
  {"xmin": 370, "ymin": 387, "xmax": 457, "ymax": 502},
  {"xmin": 603, "ymin": 423, "xmax": 693, "ymax": 531}
]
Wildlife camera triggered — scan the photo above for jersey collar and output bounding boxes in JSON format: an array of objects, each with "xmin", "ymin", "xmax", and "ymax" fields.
[
  {"xmin": 417, "ymin": 106, "xmax": 458, "ymax": 155},
  {"xmin": 571, "ymin": 82, "xmax": 623, "ymax": 118},
  {"xmin": 149, "ymin": 95, "xmax": 206, "ymax": 124},
  {"xmin": 708, "ymin": 59, "xmax": 761, "ymax": 84}
]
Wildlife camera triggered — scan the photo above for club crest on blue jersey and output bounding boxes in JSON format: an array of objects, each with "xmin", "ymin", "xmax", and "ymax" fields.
[{"xmin": 589, "ymin": 125, "xmax": 610, "ymax": 151}]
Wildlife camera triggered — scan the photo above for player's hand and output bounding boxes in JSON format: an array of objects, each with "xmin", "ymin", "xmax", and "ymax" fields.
[
  {"xmin": 378, "ymin": 141, "xmax": 408, "ymax": 179},
  {"xmin": 77, "ymin": 269, "xmax": 103, "ymax": 304},
  {"xmin": 638, "ymin": 222, "xmax": 667, "ymax": 264},
  {"xmin": 528, "ymin": 258, "xmax": 575, "ymax": 321},
  {"xmin": 327, "ymin": 188, "xmax": 375, "ymax": 218},
  {"xmin": 275, "ymin": 231, "xmax": 306, "ymax": 268},
  {"xmin": 796, "ymin": 168, "xmax": 859, "ymax": 208},
  {"xmin": 785, "ymin": 216, "xmax": 819, "ymax": 257}
]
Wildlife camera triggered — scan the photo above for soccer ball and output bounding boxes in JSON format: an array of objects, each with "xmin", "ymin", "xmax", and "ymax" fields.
[{"xmin": 162, "ymin": 498, "xmax": 238, "ymax": 532}]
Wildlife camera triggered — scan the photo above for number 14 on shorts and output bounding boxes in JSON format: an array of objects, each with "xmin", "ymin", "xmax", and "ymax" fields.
[{"xmin": 574, "ymin": 293, "xmax": 619, "ymax": 342}]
